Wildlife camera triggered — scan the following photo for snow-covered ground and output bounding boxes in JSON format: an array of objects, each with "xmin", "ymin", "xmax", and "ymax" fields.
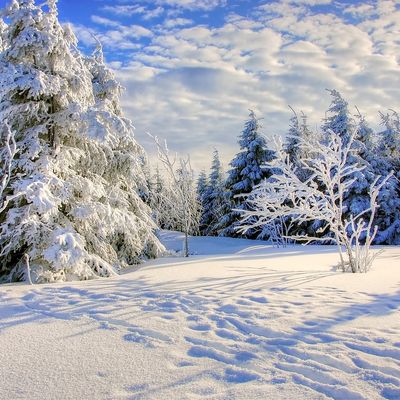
[{"xmin": 1, "ymin": 231, "xmax": 399, "ymax": 400}]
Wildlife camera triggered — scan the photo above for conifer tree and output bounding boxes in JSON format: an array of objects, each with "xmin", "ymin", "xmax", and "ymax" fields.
[
  {"xmin": 280, "ymin": 109, "xmax": 315, "ymax": 240},
  {"xmin": 0, "ymin": 0, "xmax": 162, "ymax": 283},
  {"xmin": 284, "ymin": 108, "xmax": 315, "ymax": 182},
  {"xmin": 200, "ymin": 149, "xmax": 226, "ymax": 236},
  {"xmin": 321, "ymin": 91, "xmax": 373, "ymax": 238},
  {"xmin": 196, "ymin": 170, "xmax": 208, "ymax": 203},
  {"xmin": 149, "ymin": 166, "xmax": 171, "ymax": 229},
  {"xmin": 196, "ymin": 170, "xmax": 208, "ymax": 233},
  {"xmin": 219, "ymin": 110, "xmax": 275, "ymax": 238},
  {"xmin": 284, "ymin": 108, "xmax": 302, "ymax": 167},
  {"xmin": 373, "ymin": 110, "xmax": 400, "ymax": 244},
  {"xmin": 348, "ymin": 110, "xmax": 377, "ymax": 217},
  {"xmin": 322, "ymin": 89, "xmax": 355, "ymax": 145}
]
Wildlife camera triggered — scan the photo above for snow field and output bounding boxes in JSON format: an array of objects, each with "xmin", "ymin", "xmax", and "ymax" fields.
[{"xmin": 0, "ymin": 231, "xmax": 399, "ymax": 399}]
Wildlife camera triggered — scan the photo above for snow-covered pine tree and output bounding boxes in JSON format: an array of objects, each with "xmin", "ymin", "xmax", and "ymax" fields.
[
  {"xmin": 348, "ymin": 110, "xmax": 379, "ymax": 218},
  {"xmin": 196, "ymin": 169, "xmax": 208, "ymax": 232},
  {"xmin": 322, "ymin": 89, "xmax": 355, "ymax": 145},
  {"xmin": 153, "ymin": 167, "xmax": 164, "ymax": 196},
  {"xmin": 196, "ymin": 170, "xmax": 208, "ymax": 203},
  {"xmin": 200, "ymin": 149, "xmax": 227, "ymax": 236},
  {"xmin": 86, "ymin": 36, "xmax": 152, "ymax": 205},
  {"xmin": 219, "ymin": 110, "xmax": 275, "ymax": 238},
  {"xmin": 321, "ymin": 91, "xmax": 373, "ymax": 238},
  {"xmin": 272, "ymin": 108, "xmax": 313, "ymax": 242},
  {"xmin": 284, "ymin": 108, "xmax": 315, "ymax": 182},
  {"xmin": 373, "ymin": 110, "xmax": 400, "ymax": 244},
  {"xmin": 0, "ymin": 0, "xmax": 162, "ymax": 283},
  {"xmin": 284, "ymin": 107, "xmax": 302, "ymax": 167}
]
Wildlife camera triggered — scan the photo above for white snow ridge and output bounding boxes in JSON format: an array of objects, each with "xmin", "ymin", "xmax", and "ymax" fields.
[{"xmin": 1, "ymin": 231, "xmax": 399, "ymax": 400}]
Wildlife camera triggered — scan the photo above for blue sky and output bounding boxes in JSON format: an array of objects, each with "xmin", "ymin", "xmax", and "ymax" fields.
[{"xmin": 1, "ymin": 0, "xmax": 400, "ymax": 170}]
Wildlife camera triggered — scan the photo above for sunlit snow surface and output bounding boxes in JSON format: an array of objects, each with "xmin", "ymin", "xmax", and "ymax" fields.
[{"xmin": 1, "ymin": 231, "xmax": 399, "ymax": 399}]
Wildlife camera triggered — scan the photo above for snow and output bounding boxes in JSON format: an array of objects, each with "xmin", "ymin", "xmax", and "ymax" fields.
[{"xmin": 1, "ymin": 231, "xmax": 399, "ymax": 399}]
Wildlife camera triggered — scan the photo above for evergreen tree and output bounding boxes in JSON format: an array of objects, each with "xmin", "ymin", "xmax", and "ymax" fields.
[
  {"xmin": 373, "ymin": 110, "xmax": 400, "ymax": 244},
  {"xmin": 348, "ymin": 110, "xmax": 377, "ymax": 217},
  {"xmin": 322, "ymin": 89, "xmax": 355, "ymax": 145},
  {"xmin": 200, "ymin": 149, "xmax": 226, "ymax": 236},
  {"xmin": 284, "ymin": 108, "xmax": 302, "ymax": 167},
  {"xmin": 321, "ymin": 91, "xmax": 373, "ymax": 237},
  {"xmin": 196, "ymin": 169, "xmax": 208, "ymax": 232},
  {"xmin": 284, "ymin": 108, "xmax": 315, "ymax": 182},
  {"xmin": 196, "ymin": 170, "xmax": 208, "ymax": 200},
  {"xmin": 149, "ymin": 167, "xmax": 168, "ymax": 228},
  {"xmin": 219, "ymin": 110, "xmax": 275, "ymax": 238},
  {"xmin": 0, "ymin": 0, "xmax": 162, "ymax": 283},
  {"xmin": 280, "ymin": 109, "xmax": 316, "ymax": 240},
  {"xmin": 153, "ymin": 166, "xmax": 164, "ymax": 195}
]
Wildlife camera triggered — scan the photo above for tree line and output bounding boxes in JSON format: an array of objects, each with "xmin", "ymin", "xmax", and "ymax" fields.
[
  {"xmin": 1, "ymin": 1, "xmax": 399, "ymax": 282},
  {"xmin": 148, "ymin": 90, "xmax": 400, "ymax": 270}
]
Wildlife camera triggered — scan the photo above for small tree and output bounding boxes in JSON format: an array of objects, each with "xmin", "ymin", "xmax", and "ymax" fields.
[
  {"xmin": 200, "ymin": 149, "xmax": 226, "ymax": 236},
  {"xmin": 152, "ymin": 136, "xmax": 200, "ymax": 257},
  {"xmin": 196, "ymin": 170, "xmax": 208, "ymax": 233},
  {"xmin": 239, "ymin": 129, "xmax": 391, "ymax": 273},
  {"xmin": 196, "ymin": 170, "xmax": 208, "ymax": 201}
]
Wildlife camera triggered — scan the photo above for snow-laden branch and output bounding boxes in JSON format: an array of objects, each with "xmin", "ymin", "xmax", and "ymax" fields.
[
  {"xmin": 0, "ymin": 122, "xmax": 19, "ymax": 214},
  {"xmin": 239, "ymin": 129, "xmax": 391, "ymax": 273}
]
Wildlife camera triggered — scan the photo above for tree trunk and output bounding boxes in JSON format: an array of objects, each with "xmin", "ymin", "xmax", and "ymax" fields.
[
  {"xmin": 184, "ymin": 231, "xmax": 189, "ymax": 257},
  {"xmin": 345, "ymin": 243, "xmax": 357, "ymax": 273}
]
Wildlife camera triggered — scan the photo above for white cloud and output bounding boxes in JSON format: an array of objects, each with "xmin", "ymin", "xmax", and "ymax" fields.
[
  {"xmin": 73, "ymin": 21, "xmax": 153, "ymax": 51},
  {"xmin": 102, "ymin": 4, "xmax": 147, "ymax": 16},
  {"xmin": 76, "ymin": 0, "xmax": 400, "ymax": 170},
  {"xmin": 91, "ymin": 15, "xmax": 120, "ymax": 28},
  {"xmin": 149, "ymin": 0, "xmax": 226, "ymax": 11},
  {"xmin": 143, "ymin": 7, "xmax": 165, "ymax": 20},
  {"xmin": 163, "ymin": 17, "xmax": 193, "ymax": 28},
  {"xmin": 344, "ymin": 3, "xmax": 375, "ymax": 18},
  {"xmin": 103, "ymin": 0, "xmax": 226, "ymax": 15}
]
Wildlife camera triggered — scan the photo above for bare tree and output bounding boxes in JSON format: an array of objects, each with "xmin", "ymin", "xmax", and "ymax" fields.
[
  {"xmin": 239, "ymin": 129, "xmax": 392, "ymax": 273},
  {"xmin": 151, "ymin": 136, "xmax": 201, "ymax": 257}
]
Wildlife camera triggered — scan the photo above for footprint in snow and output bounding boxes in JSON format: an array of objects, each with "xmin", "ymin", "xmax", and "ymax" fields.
[
  {"xmin": 246, "ymin": 295, "xmax": 268, "ymax": 304},
  {"xmin": 189, "ymin": 324, "xmax": 211, "ymax": 331},
  {"xmin": 124, "ymin": 326, "xmax": 172, "ymax": 348},
  {"xmin": 223, "ymin": 367, "xmax": 260, "ymax": 383}
]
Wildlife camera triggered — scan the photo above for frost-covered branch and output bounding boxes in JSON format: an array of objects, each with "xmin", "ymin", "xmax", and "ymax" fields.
[
  {"xmin": 239, "ymin": 129, "xmax": 390, "ymax": 273},
  {"xmin": 0, "ymin": 122, "xmax": 18, "ymax": 214}
]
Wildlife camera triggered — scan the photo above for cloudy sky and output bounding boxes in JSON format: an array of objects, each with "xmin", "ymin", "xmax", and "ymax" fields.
[{"xmin": 5, "ymin": 0, "xmax": 400, "ymax": 170}]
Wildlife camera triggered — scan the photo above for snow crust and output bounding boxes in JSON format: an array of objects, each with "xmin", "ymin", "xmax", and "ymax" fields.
[{"xmin": 0, "ymin": 231, "xmax": 399, "ymax": 399}]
